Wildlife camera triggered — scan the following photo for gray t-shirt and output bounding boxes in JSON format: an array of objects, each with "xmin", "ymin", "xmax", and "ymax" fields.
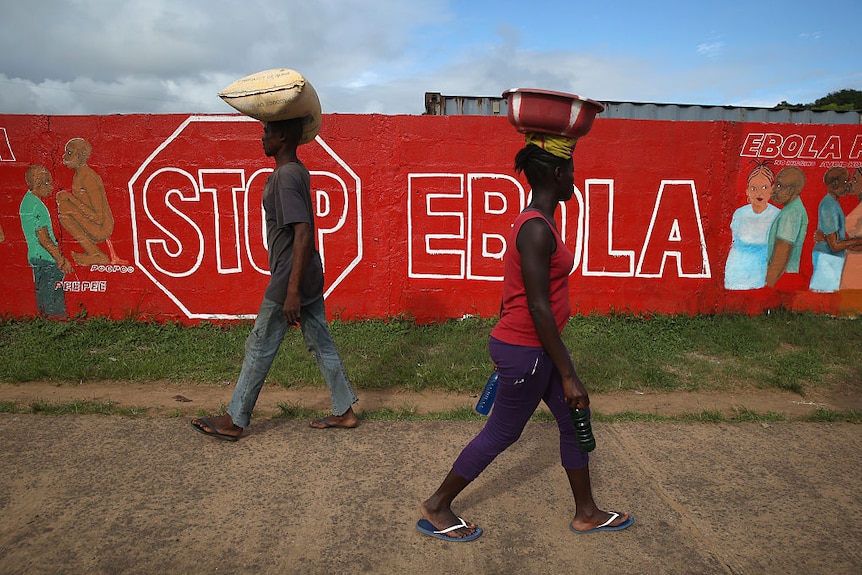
[{"xmin": 262, "ymin": 161, "xmax": 324, "ymax": 306}]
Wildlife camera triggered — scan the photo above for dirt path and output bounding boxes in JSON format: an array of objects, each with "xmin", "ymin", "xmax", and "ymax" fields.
[
  {"xmin": 1, "ymin": 381, "xmax": 860, "ymax": 574},
  {"xmin": 1, "ymin": 413, "xmax": 860, "ymax": 574},
  {"xmin": 2, "ymin": 380, "xmax": 858, "ymax": 418}
]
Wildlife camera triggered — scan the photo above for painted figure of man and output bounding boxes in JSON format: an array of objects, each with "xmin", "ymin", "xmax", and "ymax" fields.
[
  {"xmin": 766, "ymin": 166, "xmax": 808, "ymax": 289},
  {"xmin": 838, "ymin": 167, "xmax": 862, "ymax": 289},
  {"xmin": 809, "ymin": 167, "xmax": 851, "ymax": 292},
  {"xmin": 19, "ymin": 165, "xmax": 73, "ymax": 318},
  {"xmin": 813, "ymin": 166, "xmax": 862, "ymax": 289},
  {"xmin": 56, "ymin": 138, "xmax": 127, "ymax": 266}
]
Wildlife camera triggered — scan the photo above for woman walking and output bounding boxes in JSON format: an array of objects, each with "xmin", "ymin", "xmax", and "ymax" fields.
[{"xmin": 418, "ymin": 133, "xmax": 633, "ymax": 541}]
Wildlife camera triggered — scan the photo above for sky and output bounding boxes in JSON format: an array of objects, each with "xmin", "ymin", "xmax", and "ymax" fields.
[{"xmin": 1, "ymin": 0, "xmax": 859, "ymax": 116}]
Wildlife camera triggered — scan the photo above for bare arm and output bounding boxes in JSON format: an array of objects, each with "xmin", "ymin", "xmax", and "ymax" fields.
[
  {"xmin": 766, "ymin": 239, "xmax": 793, "ymax": 287},
  {"xmin": 824, "ymin": 231, "xmax": 862, "ymax": 252},
  {"xmin": 60, "ymin": 171, "xmax": 107, "ymax": 223},
  {"xmin": 35, "ymin": 227, "xmax": 73, "ymax": 273},
  {"xmin": 518, "ymin": 218, "xmax": 589, "ymax": 409},
  {"xmin": 283, "ymin": 222, "xmax": 312, "ymax": 324}
]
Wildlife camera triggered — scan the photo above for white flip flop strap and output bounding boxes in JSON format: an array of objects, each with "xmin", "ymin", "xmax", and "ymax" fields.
[
  {"xmin": 595, "ymin": 512, "xmax": 619, "ymax": 529},
  {"xmin": 434, "ymin": 517, "xmax": 468, "ymax": 534}
]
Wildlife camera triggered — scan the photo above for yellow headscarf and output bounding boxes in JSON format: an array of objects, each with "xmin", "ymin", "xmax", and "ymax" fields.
[{"xmin": 525, "ymin": 132, "xmax": 577, "ymax": 159}]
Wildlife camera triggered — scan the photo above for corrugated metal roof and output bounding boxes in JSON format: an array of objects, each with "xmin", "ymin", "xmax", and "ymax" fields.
[{"xmin": 424, "ymin": 92, "xmax": 862, "ymax": 125}]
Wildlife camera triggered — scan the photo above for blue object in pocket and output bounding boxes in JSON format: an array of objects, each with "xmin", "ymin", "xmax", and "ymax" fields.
[{"xmin": 475, "ymin": 371, "xmax": 499, "ymax": 415}]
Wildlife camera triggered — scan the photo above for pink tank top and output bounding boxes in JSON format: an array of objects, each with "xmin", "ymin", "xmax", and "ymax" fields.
[{"xmin": 491, "ymin": 210, "xmax": 574, "ymax": 347}]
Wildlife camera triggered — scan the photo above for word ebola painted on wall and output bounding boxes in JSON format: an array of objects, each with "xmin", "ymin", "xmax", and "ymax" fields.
[
  {"xmin": 740, "ymin": 132, "xmax": 862, "ymax": 162},
  {"xmin": 1, "ymin": 114, "xmax": 860, "ymax": 323},
  {"xmin": 407, "ymin": 174, "xmax": 709, "ymax": 281}
]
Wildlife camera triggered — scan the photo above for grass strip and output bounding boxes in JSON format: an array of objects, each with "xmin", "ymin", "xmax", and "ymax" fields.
[
  {"xmin": 0, "ymin": 400, "xmax": 856, "ymax": 423},
  {"xmin": 1, "ymin": 310, "xmax": 859, "ymax": 399}
]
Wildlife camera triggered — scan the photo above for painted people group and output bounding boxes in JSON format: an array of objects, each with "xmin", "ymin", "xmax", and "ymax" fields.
[{"xmin": 724, "ymin": 164, "xmax": 862, "ymax": 292}]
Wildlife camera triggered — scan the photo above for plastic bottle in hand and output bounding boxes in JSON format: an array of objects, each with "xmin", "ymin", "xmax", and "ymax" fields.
[
  {"xmin": 570, "ymin": 407, "xmax": 596, "ymax": 452},
  {"xmin": 475, "ymin": 371, "xmax": 499, "ymax": 415}
]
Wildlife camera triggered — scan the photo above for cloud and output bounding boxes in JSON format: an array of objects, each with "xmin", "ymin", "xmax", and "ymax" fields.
[
  {"xmin": 0, "ymin": 0, "xmax": 856, "ymax": 116},
  {"xmin": 0, "ymin": 0, "xmax": 448, "ymax": 114},
  {"xmin": 696, "ymin": 42, "xmax": 725, "ymax": 59}
]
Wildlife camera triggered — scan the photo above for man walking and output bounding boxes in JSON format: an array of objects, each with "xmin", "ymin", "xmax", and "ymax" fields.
[{"xmin": 191, "ymin": 118, "xmax": 358, "ymax": 441}]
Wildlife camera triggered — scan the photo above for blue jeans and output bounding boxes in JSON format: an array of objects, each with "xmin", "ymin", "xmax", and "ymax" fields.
[
  {"xmin": 227, "ymin": 297, "xmax": 358, "ymax": 428},
  {"xmin": 30, "ymin": 258, "xmax": 66, "ymax": 318}
]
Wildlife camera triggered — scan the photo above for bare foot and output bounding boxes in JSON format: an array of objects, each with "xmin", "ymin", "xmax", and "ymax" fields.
[
  {"xmin": 190, "ymin": 413, "xmax": 243, "ymax": 440},
  {"xmin": 570, "ymin": 510, "xmax": 632, "ymax": 533},
  {"xmin": 419, "ymin": 501, "xmax": 477, "ymax": 539},
  {"xmin": 309, "ymin": 407, "xmax": 358, "ymax": 429}
]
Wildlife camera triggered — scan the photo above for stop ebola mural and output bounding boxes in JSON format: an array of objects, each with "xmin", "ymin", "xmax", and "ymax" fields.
[{"xmin": 1, "ymin": 113, "xmax": 861, "ymax": 324}]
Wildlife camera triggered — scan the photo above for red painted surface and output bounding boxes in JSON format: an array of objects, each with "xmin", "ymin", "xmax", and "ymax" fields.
[{"xmin": 1, "ymin": 113, "xmax": 860, "ymax": 323}]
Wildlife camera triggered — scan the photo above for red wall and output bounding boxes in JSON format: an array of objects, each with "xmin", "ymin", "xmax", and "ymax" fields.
[{"xmin": 1, "ymin": 113, "xmax": 861, "ymax": 323}]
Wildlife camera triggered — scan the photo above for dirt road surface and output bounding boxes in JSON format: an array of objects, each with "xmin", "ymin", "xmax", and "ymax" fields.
[{"xmin": 0, "ymin": 382, "xmax": 860, "ymax": 574}]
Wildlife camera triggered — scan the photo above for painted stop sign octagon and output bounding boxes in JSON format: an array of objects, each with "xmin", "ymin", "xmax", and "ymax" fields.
[{"xmin": 128, "ymin": 115, "xmax": 362, "ymax": 319}]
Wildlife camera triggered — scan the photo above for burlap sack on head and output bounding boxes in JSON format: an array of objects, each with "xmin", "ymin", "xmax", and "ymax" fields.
[{"xmin": 218, "ymin": 68, "xmax": 321, "ymax": 144}]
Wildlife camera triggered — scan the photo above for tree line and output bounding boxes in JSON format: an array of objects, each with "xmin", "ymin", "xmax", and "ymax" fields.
[{"xmin": 776, "ymin": 89, "xmax": 862, "ymax": 111}]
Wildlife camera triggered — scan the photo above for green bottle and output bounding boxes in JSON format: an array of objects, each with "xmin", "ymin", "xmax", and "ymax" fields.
[{"xmin": 570, "ymin": 408, "xmax": 596, "ymax": 452}]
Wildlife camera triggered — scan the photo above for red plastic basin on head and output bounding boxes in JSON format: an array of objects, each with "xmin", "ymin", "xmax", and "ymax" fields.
[{"xmin": 503, "ymin": 88, "xmax": 604, "ymax": 139}]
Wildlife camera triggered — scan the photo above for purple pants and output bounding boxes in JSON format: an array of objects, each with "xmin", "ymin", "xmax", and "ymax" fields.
[{"xmin": 452, "ymin": 337, "xmax": 589, "ymax": 482}]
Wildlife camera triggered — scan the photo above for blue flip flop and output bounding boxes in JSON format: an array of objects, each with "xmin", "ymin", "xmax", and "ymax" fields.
[
  {"xmin": 570, "ymin": 511, "xmax": 634, "ymax": 534},
  {"xmin": 416, "ymin": 517, "xmax": 483, "ymax": 542}
]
